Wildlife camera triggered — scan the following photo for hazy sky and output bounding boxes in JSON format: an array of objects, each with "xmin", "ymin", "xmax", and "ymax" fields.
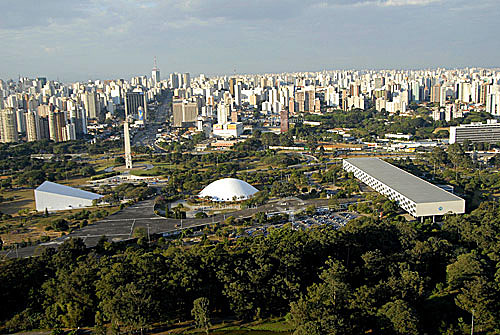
[{"xmin": 0, "ymin": 0, "xmax": 499, "ymax": 82}]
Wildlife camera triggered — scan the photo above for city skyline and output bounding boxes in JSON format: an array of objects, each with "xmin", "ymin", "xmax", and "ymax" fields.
[{"xmin": 1, "ymin": 0, "xmax": 499, "ymax": 81}]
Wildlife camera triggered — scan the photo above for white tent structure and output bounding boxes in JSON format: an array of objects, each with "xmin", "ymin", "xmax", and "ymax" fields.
[
  {"xmin": 199, "ymin": 178, "xmax": 259, "ymax": 202},
  {"xmin": 35, "ymin": 181, "xmax": 103, "ymax": 212}
]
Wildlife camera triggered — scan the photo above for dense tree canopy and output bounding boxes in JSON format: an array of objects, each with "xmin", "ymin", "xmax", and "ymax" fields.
[{"xmin": 0, "ymin": 201, "xmax": 499, "ymax": 334}]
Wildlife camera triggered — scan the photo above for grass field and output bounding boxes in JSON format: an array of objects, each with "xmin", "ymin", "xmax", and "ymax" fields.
[
  {"xmin": 0, "ymin": 188, "xmax": 35, "ymax": 215},
  {"xmin": 0, "ymin": 205, "xmax": 120, "ymax": 247}
]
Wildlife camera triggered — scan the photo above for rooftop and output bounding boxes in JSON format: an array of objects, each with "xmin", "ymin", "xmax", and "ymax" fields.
[
  {"xmin": 35, "ymin": 181, "xmax": 103, "ymax": 200},
  {"xmin": 344, "ymin": 158, "xmax": 464, "ymax": 204}
]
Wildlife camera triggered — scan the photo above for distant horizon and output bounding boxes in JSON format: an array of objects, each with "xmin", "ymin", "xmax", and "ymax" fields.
[{"xmin": 2, "ymin": 65, "xmax": 500, "ymax": 84}]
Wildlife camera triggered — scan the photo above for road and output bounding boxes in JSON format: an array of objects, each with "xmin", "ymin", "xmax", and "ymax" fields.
[
  {"xmin": 2, "ymin": 196, "xmax": 359, "ymax": 259},
  {"xmin": 132, "ymin": 92, "xmax": 171, "ymax": 150}
]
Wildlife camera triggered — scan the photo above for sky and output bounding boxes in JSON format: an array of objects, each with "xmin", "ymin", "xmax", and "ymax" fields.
[{"xmin": 0, "ymin": 0, "xmax": 499, "ymax": 82}]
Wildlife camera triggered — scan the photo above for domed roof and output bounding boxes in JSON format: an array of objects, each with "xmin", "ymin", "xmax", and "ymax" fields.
[{"xmin": 199, "ymin": 178, "xmax": 259, "ymax": 202}]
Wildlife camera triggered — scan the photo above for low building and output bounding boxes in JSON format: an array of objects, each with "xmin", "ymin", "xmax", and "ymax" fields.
[
  {"xmin": 343, "ymin": 158, "xmax": 465, "ymax": 218},
  {"xmin": 199, "ymin": 178, "xmax": 259, "ymax": 202},
  {"xmin": 35, "ymin": 181, "xmax": 103, "ymax": 212},
  {"xmin": 449, "ymin": 119, "xmax": 500, "ymax": 144},
  {"xmin": 213, "ymin": 122, "xmax": 243, "ymax": 138}
]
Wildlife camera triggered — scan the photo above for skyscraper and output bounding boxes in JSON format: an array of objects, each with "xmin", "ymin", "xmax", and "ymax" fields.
[
  {"xmin": 152, "ymin": 57, "xmax": 160, "ymax": 86},
  {"xmin": 305, "ymin": 89, "xmax": 315, "ymax": 112},
  {"xmin": 183, "ymin": 73, "xmax": 190, "ymax": 89},
  {"xmin": 25, "ymin": 110, "xmax": 39, "ymax": 142},
  {"xmin": 48, "ymin": 110, "xmax": 66, "ymax": 142},
  {"xmin": 83, "ymin": 91, "xmax": 100, "ymax": 119},
  {"xmin": 229, "ymin": 78, "xmax": 236, "ymax": 97},
  {"xmin": 170, "ymin": 73, "xmax": 179, "ymax": 89},
  {"xmin": 0, "ymin": 108, "xmax": 19, "ymax": 143},
  {"xmin": 217, "ymin": 103, "xmax": 229, "ymax": 125},
  {"xmin": 234, "ymin": 83, "xmax": 242, "ymax": 106},
  {"xmin": 430, "ymin": 84, "xmax": 441, "ymax": 104}
]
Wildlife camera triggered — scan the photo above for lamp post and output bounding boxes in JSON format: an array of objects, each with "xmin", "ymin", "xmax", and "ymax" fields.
[{"xmin": 471, "ymin": 309, "xmax": 475, "ymax": 335}]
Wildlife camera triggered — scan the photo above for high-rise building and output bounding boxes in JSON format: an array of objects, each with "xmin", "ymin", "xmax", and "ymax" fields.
[
  {"xmin": 125, "ymin": 91, "xmax": 147, "ymax": 121},
  {"xmin": 48, "ymin": 110, "xmax": 67, "ymax": 142},
  {"xmin": 15, "ymin": 109, "xmax": 26, "ymax": 133},
  {"xmin": 172, "ymin": 100, "xmax": 198, "ymax": 127},
  {"xmin": 305, "ymin": 89, "xmax": 315, "ymax": 112},
  {"xmin": 229, "ymin": 78, "xmax": 236, "ymax": 97},
  {"xmin": 38, "ymin": 116, "xmax": 50, "ymax": 139},
  {"xmin": 486, "ymin": 93, "xmax": 500, "ymax": 116},
  {"xmin": 152, "ymin": 57, "xmax": 161, "ymax": 86},
  {"xmin": 48, "ymin": 110, "xmax": 57, "ymax": 142},
  {"xmin": 0, "ymin": 108, "xmax": 19, "ymax": 143},
  {"xmin": 217, "ymin": 103, "xmax": 229, "ymax": 125},
  {"xmin": 295, "ymin": 91, "xmax": 305, "ymax": 112},
  {"xmin": 234, "ymin": 83, "xmax": 242, "ymax": 106},
  {"xmin": 64, "ymin": 123, "xmax": 77, "ymax": 141},
  {"xmin": 430, "ymin": 84, "xmax": 441, "ymax": 104},
  {"xmin": 170, "ymin": 73, "xmax": 179, "ymax": 89},
  {"xmin": 289, "ymin": 97, "xmax": 295, "ymax": 115},
  {"xmin": 83, "ymin": 91, "xmax": 100, "ymax": 119},
  {"xmin": 25, "ymin": 111, "xmax": 39, "ymax": 142},
  {"xmin": 183, "ymin": 73, "xmax": 190, "ymax": 88},
  {"xmin": 280, "ymin": 109, "xmax": 289, "ymax": 133}
]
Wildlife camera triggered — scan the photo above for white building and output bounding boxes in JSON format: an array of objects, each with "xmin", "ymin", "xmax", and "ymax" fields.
[
  {"xmin": 199, "ymin": 178, "xmax": 259, "ymax": 202},
  {"xmin": 449, "ymin": 120, "xmax": 500, "ymax": 144},
  {"xmin": 343, "ymin": 158, "xmax": 465, "ymax": 218},
  {"xmin": 213, "ymin": 122, "xmax": 243, "ymax": 138},
  {"xmin": 35, "ymin": 181, "xmax": 103, "ymax": 212}
]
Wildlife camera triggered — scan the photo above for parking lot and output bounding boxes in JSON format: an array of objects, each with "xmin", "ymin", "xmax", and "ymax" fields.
[{"xmin": 293, "ymin": 207, "xmax": 358, "ymax": 230}]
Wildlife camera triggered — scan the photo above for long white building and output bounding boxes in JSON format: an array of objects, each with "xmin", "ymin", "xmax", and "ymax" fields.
[
  {"xmin": 35, "ymin": 181, "xmax": 103, "ymax": 212},
  {"xmin": 449, "ymin": 120, "xmax": 500, "ymax": 144},
  {"xmin": 343, "ymin": 158, "xmax": 465, "ymax": 218}
]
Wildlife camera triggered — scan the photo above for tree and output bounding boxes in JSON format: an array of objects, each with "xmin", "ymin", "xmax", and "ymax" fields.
[
  {"xmin": 378, "ymin": 300, "xmax": 419, "ymax": 335},
  {"xmin": 191, "ymin": 297, "xmax": 211, "ymax": 335},
  {"xmin": 446, "ymin": 253, "xmax": 484, "ymax": 290},
  {"xmin": 429, "ymin": 147, "xmax": 447, "ymax": 175}
]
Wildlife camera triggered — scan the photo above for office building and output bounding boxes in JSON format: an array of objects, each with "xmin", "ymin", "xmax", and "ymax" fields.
[
  {"xmin": 343, "ymin": 158, "xmax": 465, "ymax": 218},
  {"xmin": 173, "ymin": 100, "xmax": 198, "ymax": 127},
  {"xmin": 449, "ymin": 120, "xmax": 500, "ymax": 144},
  {"xmin": 125, "ymin": 91, "xmax": 147, "ymax": 121},
  {"xmin": 212, "ymin": 122, "xmax": 243, "ymax": 138}
]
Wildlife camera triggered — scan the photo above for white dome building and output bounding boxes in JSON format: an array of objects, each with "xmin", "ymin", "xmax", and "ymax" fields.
[{"xmin": 199, "ymin": 178, "xmax": 259, "ymax": 202}]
